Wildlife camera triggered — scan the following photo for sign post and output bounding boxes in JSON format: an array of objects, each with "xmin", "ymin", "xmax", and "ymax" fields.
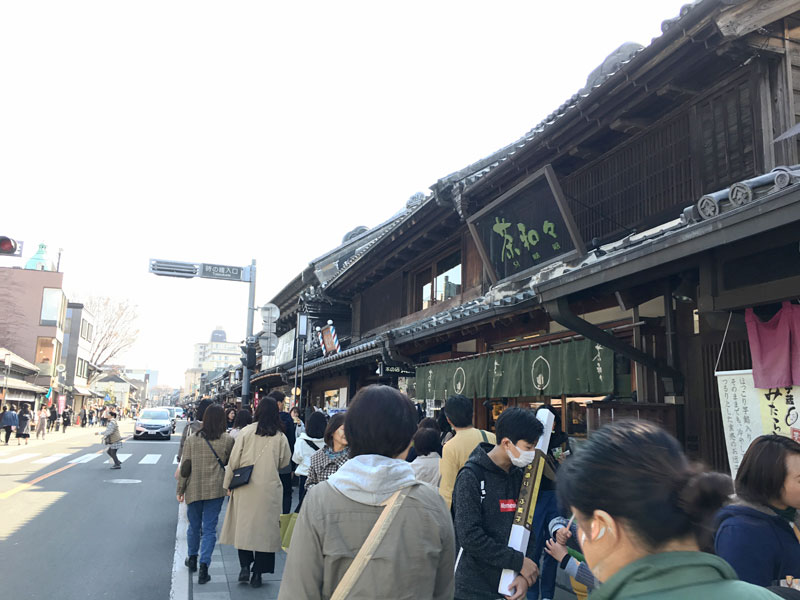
[{"xmin": 148, "ymin": 257, "xmax": 257, "ymax": 407}]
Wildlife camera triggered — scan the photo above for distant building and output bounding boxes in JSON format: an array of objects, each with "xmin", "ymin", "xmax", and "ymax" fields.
[
  {"xmin": 0, "ymin": 261, "xmax": 67, "ymax": 394},
  {"xmin": 61, "ymin": 302, "xmax": 98, "ymax": 414},
  {"xmin": 91, "ymin": 373, "xmax": 138, "ymax": 410},
  {"xmin": 0, "ymin": 347, "xmax": 47, "ymax": 407},
  {"xmin": 184, "ymin": 368, "xmax": 205, "ymax": 398},
  {"xmin": 192, "ymin": 327, "xmax": 240, "ymax": 372}
]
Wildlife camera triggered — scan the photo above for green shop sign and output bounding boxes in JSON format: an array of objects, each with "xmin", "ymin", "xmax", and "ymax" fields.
[{"xmin": 415, "ymin": 338, "xmax": 614, "ymax": 400}]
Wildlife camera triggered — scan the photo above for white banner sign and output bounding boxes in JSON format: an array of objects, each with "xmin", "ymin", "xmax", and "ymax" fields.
[{"xmin": 716, "ymin": 369, "xmax": 799, "ymax": 477}]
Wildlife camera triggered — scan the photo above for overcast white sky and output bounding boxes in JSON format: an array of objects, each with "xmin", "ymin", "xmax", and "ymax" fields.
[{"xmin": 1, "ymin": 1, "xmax": 690, "ymax": 387}]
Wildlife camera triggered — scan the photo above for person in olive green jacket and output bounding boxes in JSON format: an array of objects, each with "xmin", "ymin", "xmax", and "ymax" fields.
[
  {"xmin": 556, "ymin": 420, "xmax": 780, "ymax": 600},
  {"xmin": 279, "ymin": 385, "xmax": 455, "ymax": 600}
]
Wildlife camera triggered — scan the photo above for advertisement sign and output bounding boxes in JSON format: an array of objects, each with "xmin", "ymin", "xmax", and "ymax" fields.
[
  {"xmin": 716, "ymin": 369, "xmax": 798, "ymax": 476},
  {"xmin": 57, "ymin": 394, "xmax": 66, "ymax": 414}
]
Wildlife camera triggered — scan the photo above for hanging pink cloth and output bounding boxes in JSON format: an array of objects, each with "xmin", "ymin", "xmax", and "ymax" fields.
[{"xmin": 745, "ymin": 301, "xmax": 799, "ymax": 388}]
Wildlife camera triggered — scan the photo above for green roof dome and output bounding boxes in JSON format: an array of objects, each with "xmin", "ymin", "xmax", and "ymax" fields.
[{"xmin": 25, "ymin": 243, "xmax": 55, "ymax": 271}]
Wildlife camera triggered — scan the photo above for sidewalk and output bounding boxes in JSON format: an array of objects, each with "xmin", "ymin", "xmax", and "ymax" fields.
[
  {"xmin": 174, "ymin": 484, "xmax": 577, "ymax": 600},
  {"xmin": 0, "ymin": 420, "xmax": 133, "ymax": 455}
]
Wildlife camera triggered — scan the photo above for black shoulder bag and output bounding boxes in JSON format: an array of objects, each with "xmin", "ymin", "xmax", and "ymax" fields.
[
  {"xmin": 228, "ymin": 441, "xmax": 269, "ymax": 490},
  {"xmin": 203, "ymin": 437, "xmax": 226, "ymax": 470}
]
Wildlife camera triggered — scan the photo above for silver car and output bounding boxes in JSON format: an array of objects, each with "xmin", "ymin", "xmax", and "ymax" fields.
[{"xmin": 133, "ymin": 408, "xmax": 172, "ymax": 440}]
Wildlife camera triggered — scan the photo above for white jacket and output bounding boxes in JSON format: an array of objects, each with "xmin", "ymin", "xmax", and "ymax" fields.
[
  {"xmin": 411, "ymin": 453, "xmax": 441, "ymax": 487},
  {"xmin": 292, "ymin": 433, "xmax": 324, "ymax": 476}
]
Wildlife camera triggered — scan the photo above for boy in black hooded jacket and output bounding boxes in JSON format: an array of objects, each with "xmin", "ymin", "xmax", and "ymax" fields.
[{"xmin": 452, "ymin": 407, "xmax": 544, "ymax": 600}]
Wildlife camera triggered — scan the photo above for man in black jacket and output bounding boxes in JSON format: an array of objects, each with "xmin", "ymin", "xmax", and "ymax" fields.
[
  {"xmin": 268, "ymin": 391, "xmax": 296, "ymax": 513},
  {"xmin": 452, "ymin": 408, "xmax": 543, "ymax": 600}
]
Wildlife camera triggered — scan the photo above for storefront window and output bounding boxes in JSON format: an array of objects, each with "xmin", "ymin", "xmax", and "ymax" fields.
[
  {"xmin": 35, "ymin": 337, "xmax": 57, "ymax": 364},
  {"xmin": 40, "ymin": 288, "xmax": 65, "ymax": 327},
  {"xmin": 324, "ymin": 388, "xmax": 348, "ymax": 411}
]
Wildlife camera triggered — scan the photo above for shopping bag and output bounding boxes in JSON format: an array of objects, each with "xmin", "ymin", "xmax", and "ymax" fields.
[{"xmin": 279, "ymin": 513, "xmax": 298, "ymax": 551}]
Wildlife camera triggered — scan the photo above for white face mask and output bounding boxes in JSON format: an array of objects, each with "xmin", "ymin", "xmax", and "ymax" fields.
[{"xmin": 506, "ymin": 444, "xmax": 537, "ymax": 467}]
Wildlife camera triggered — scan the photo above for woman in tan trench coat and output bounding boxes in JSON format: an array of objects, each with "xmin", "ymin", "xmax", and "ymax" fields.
[{"xmin": 220, "ymin": 398, "xmax": 290, "ymax": 588}]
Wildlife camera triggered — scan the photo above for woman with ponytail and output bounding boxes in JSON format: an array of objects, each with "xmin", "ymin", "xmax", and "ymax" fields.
[{"xmin": 557, "ymin": 421, "xmax": 779, "ymax": 599}]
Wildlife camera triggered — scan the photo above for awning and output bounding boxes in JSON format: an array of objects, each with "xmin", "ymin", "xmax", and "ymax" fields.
[
  {"xmin": 73, "ymin": 386, "xmax": 94, "ymax": 396},
  {"xmin": 0, "ymin": 376, "xmax": 47, "ymax": 394},
  {"xmin": 416, "ymin": 338, "xmax": 614, "ymax": 400}
]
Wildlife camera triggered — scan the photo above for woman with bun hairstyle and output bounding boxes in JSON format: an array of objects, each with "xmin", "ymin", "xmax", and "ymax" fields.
[
  {"xmin": 557, "ymin": 420, "xmax": 779, "ymax": 599},
  {"xmin": 715, "ymin": 435, "xmax": 800, "ymax": 587}
]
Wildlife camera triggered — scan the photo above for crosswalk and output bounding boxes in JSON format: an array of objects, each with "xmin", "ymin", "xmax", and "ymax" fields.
[{"xmin": 0, "ymin": 451, "xmax": 176, "ymax": 468}]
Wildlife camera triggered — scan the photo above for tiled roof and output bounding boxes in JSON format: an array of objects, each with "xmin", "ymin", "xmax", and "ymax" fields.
[{"xmin": 433, "ymin": 0, "xmax": 728, "ymax": 194}]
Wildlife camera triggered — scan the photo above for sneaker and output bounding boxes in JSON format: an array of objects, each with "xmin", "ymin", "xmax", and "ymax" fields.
[{"xmin": 110, "ymin": 464, "xmax": 121, "ymax": 470}]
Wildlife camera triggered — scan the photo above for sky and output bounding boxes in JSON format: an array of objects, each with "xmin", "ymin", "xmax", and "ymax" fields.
[{"xmin": 1, "ymin": 0, "xmax": 691, "ymax": 388}]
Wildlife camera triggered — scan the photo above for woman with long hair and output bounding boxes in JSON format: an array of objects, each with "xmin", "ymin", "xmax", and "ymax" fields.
[
  {"xmin": 279, "ymin": 385, "xmax": 455, "ymax": 599},
  {"xmin": 220, "ymin": 398, "xmax": 290, "ymax": 589},
  {"xmin": 177, "ymin": 404, "xmax": 234, "ymax": 585},
  {"xmin": 15, "ymin": 404, "xmax": 31, "ymax": 445},
  {"xmin": 304, "ymin": 412, "xmax": 348, "ymax": 492},
  {"xmin": 557, "ymin": 420, "xmax": 778, "ymax": 599},
  {"xmin": 229, "ymin": 409, "xmax": 252, "ymax": 440}
]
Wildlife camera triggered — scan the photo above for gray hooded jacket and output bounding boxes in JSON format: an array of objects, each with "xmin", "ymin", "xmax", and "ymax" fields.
[{"xmin": 278, "ymin": 454, "xmax": 455, "ymax": 600}]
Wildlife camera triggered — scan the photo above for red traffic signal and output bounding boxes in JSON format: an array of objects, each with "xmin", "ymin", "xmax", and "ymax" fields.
[{"xmin": 0, "ymin": 236, "xmax": 18, "ymax": 255}]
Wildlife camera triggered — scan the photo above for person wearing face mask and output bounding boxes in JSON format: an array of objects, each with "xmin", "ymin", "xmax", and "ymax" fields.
[
  {"xmin": 452, "ymin": 407, "xmax": 544, "ymax": 600},
  {"xmin": 715, "ymin": 435, "xmax": 800, "ymax": 588},
  {"xmin": 558, "ymin": 420, "xmax": 780, "ymax": 600}
]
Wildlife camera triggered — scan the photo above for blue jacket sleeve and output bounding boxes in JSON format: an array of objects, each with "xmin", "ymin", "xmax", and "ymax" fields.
[{"xmin": 715, "ymin": 520, "xmax": 778, "ymax": 587}]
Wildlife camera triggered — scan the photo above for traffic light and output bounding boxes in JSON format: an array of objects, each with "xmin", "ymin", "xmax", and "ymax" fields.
[
  {"xmin": 0, "ymin": 236, "xmax": 18, "ymax": 255},
  {"xmin": 240, "ymin": 344, "xmax": 256, "ymax": 370}
]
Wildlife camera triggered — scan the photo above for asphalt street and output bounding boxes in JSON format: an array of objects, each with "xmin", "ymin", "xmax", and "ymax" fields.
[{"xmin": 0, "ymin": 419, "xmax": 183, "ymax": 600}]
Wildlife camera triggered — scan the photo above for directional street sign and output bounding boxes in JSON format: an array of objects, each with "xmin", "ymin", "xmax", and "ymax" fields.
[{"xmin": 200, "ymin": 263, "xmax": 245, "ymax": 282}]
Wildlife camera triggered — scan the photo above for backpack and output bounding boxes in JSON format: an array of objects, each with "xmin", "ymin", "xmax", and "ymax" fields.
[{"xmin": 304, "ymin": 438, "xmax": 320, "ymax": 451}]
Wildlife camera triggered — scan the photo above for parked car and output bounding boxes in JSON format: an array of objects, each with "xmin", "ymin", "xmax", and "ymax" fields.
[
  {"xmin": 133, "ymin": 408, "xmax": 172, "ymax": 440},
  {"xmin": 174, "ymin": 407, "xmax": 185, "ymax": 419}
]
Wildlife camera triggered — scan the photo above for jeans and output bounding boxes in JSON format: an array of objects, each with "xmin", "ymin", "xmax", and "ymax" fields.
[
  {"xmin": 187, "ymin": 497, "xmax": 225, "ymax": 566},
  {"xmin": 527, "ymin": 490, "xmax": 560, "ymax": 599}
]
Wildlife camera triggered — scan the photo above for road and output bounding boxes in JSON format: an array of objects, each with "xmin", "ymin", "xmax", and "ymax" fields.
[{"xmin": 0, "ymin": 419, "xmax": 184, "ymax": 600}]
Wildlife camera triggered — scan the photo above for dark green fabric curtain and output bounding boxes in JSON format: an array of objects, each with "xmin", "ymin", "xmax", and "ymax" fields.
[{"xmin": 416, "ymin": 338, "xmax": 614, "ymax": 399}]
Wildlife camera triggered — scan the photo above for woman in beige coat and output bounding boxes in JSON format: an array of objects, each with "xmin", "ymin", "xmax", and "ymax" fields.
[{"xmin": 220, "ymin": 398, "xmax": 290, "ymax": 589}]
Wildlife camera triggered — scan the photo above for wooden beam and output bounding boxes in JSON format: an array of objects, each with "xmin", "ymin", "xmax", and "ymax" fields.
[
  {"xmin": 715, "ymin": 0, "xmax": 800, "ymax": 39},
  {"xmin": 609, "ymin": 118, "xmax": 652, "ymax": 133}
]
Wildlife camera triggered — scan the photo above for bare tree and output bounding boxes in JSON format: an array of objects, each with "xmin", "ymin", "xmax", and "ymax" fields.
[
  {"xmin": 0, "ymin": 270, "xmax": 26, "ymax": 351},
  {"xmin": 85, "ymin": 297, "xmax": 140, "ymax": 372}
]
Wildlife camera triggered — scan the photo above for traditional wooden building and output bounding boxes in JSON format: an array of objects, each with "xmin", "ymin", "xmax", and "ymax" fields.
[{"xmin": 250, "ymin": 0, "xmax": 800, "ymax": 472}]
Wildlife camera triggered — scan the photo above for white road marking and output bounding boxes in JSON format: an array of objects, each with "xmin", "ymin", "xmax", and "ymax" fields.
[
  {"xmin": 170, "ymin": 502, "xmax": 189, "ymax": 600},
  {"xmin": 0, "ymin": 453, "xmax": 40, "ymax": 464},
  {"xmin": 139, "ymin": 454, "xmax": 161, "ymax": 464},
  {"xmin": 173, "ymin": 454, "xmax": 179, "ymax": 465},
  {"xmin": 107, "ymin": 453, "xmax": 132, "ymax": 464},
  {"xmin": 69, "ymin": 453, "xmax": 102, "ymax": 464},
  {"xmin": 32, "ymin": 453, "xmax": 71, "ymax": 465}
]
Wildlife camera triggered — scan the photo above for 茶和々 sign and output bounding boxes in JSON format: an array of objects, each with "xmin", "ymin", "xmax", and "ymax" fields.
[{"xmin": 467, "ymin": 164, "xmax": 586, "ymax": 284}]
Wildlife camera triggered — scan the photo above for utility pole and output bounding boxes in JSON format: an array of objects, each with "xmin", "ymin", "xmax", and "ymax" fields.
[{"xmin": 241, "ymin": 259, "xmax": 257, "ymax": 408}]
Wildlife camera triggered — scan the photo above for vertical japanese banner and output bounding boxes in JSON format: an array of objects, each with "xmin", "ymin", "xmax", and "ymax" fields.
[
  {"xmin": 57, "ymin": 394, "xmax": 66, "ymax": 414},
  {"xmin": 714, "ymin": 369, "xmax": 800, "ymax": 477}
]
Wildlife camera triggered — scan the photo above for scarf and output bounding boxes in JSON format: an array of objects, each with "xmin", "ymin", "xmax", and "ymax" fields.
[{"xmin": 324, "ymin": 446, "xmax": 349, "ymax": 461}]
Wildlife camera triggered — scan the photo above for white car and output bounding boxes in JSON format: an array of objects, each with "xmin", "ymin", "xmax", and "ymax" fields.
[{"xmin": 133, "ymin": 408, "xmax": 172, "ymax": 440}]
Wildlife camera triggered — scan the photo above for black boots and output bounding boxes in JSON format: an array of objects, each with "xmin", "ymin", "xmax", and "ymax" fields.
[
  {"xmin": 198, "ymin": 563, "xmax": 210, "ymax": 584},
  {"xmin": 184, "ymin": 555, "xmax": 197, "ymax": 572},
  {"xmin": 250, "ymin": 572, "xmax": 262, "ymax": 588},
  {"xmin": 238, "ymin": 566, "xmax": 250, "ymax": 582}
]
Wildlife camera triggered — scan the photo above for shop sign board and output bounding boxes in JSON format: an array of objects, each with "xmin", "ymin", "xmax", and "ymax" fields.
[
  {"xmin": 467, "ymin": 164, "xmax": 586, "ymax": 284},
  {"xmin": 716, "ymin": 369, "xmax": 798, "ymax": 476}
]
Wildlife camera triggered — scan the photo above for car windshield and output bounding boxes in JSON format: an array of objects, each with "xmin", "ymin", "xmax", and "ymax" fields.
[{"xmin": 141, "ymin": 410, "xmax": 169, "ymax": 420}]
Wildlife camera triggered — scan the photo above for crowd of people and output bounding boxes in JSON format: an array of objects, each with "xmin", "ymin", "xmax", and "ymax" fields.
[
  {"xmin": 0, "ymin": 401, "xmax": 133, "ymax": 447},
  {"xmin": 174, "ymin": 386, "xmax": 800, "ymax": 599}
]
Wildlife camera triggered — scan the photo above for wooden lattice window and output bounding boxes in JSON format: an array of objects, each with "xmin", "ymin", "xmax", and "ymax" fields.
[
  {"xmin": 695, "ymin": 76, "xmax": 757, "ymax": 194},
  {"xmin": 563, "ymin": 113, "xmax": 693, "ymax": 243}
]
